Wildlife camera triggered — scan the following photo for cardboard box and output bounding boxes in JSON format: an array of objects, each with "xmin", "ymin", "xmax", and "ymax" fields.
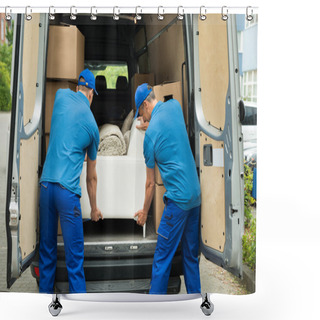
[
  {"xmin": 57, "ymin": 219, "xmax": 62, "ymax": 235},
  {"xmin": 45, "ymin": 80, "xmax": 77, "ymax": 133},
  {"xmin": 45, "ymin": 133, "xmax": 50, "ymax": 153},
  {"xmin": 47, "ymin": 25, "xmax": 85, "ymax": 81},
  {"xmin": 131, "ymin": 73, "xmax": 155, "ymax": 108},
  {"xmin": 155, "ymin": 164, "xmax": 162, "ymax": 185},
  {"xmin": 153, "ymin": 81, "xmax": 183, "ymax": 109},
  {"xmin": 153, "ymin": 183, "xmax": 166, "ymax": 233}
]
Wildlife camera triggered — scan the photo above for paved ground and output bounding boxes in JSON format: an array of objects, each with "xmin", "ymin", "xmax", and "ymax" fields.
[
  {"xmin": 180, "ymin": 254, "xmax": 247, "ymax": 295},
  {"xmin": 0, "ymin": 111, "xmax": 247, "ymax": 295}
]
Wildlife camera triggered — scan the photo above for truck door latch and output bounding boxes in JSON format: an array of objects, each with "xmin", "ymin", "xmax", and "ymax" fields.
[
  {"xmin": 230, "ymin": 205, "xmax": 239, "ymax": 216},
  {"xmin": 9, "ymin": 201, "xmax": 19, "ymax": 227}
]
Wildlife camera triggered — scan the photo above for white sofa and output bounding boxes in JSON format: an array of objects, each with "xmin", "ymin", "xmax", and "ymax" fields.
[{"xmin": 79, "ymin": 119, "xmax": 146, "ymax": 223}]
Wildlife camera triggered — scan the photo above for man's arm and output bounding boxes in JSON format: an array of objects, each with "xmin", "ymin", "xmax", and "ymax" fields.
[
  {"xmin": 86, "ymin": 157, "xmax": 103, "ymax": 222},
  {"xmin": 134, "ymin": 167, "xmax": 155, "ymax": 226}
]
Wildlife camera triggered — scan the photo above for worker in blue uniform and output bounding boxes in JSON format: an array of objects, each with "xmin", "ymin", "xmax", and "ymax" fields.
[
  {"xmin": 39, "ymin": 69, "xmax": 103, "ymax": 294},
  {"xmin": 134, "ymin": 83, "xmax": 201, "ymax": 294}
]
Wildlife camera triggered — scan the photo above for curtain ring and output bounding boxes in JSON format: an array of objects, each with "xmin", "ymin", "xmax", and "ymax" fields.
[
  {"xmin": 177, "ymin": 6, "xmax": 184, "ymax": 20},
  {"xmin": 70, "ymin": 6, "xmax": 77, "ymax": 20},
  {"xmin": 49, "ymin": 6, "xmax": 55, "ymax": 21},
  {"xmin": 25, "ymin": 6, "xmax": 32, "ymax": 21},
  {"xmin": 5, "ymin": 6, "xmax": 12, "ymax": 21},
  {"xmin": 157, "ymin": 6, "xmax": 164, "ymax": 21},
  {"xmin": 113, "ymin": 6, "xmax": 120, "ymax": 20},
  {"xmin": 135, "ymin": 6, "xmax": 142, "ymax": 21},
  {"xmin": 246, "ymin": 6, "xmax": 253, "ymax": 21},
  {"xmin": 200, "ymin": 6, "xmax": 207, "ymax": 21},
  {"xmin": 90, "ymin": 6, "xmax": 97, "ymax": 21},
  {"xmin": 221, "ymin": 6, "xmax": 228, "ymax": 21}
]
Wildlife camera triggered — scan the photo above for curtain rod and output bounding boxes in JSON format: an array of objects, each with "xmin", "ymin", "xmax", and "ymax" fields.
[{"xmin": 0, "ymin": 6, "xmax": 259, "ymax": 15}]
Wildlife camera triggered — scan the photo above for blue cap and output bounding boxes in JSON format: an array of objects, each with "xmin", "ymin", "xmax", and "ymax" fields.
[
  {"xmin": 78, "ymin": 68, "xmax": 98, "ymax": 95},
  {"xmin": 134, "ymin": 83, "xmax": 152, "ymax": 119}
]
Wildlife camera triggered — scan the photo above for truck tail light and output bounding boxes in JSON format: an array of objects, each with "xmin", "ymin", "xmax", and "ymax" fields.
[{"xmin": 34, "ymin": 266, "xmax": 40, "ymax": 277}]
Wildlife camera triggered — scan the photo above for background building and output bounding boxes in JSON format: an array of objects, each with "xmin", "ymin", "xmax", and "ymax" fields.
[
  {"xmin": 237, "ymin": 14, "xmax": 258, "ymax": 106},
  {"xmin": 0, "ymin": 13, "xmax": 11, "ymax": 45}
]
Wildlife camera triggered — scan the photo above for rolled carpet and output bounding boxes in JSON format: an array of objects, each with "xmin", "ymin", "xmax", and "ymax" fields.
[{"xmin": 98, "ymin": 123, "xmax": 126, "ymax": 156}]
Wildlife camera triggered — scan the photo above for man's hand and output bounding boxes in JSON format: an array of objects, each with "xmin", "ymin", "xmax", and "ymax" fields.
[
  {"xmin": 91, "ymin": 207, "xmax": 103, "ymax": 222},
  {"xmin": 134, "ymin": 167, "xmax": 155, "ymax": 227},
  {"xmin": 134, "ymin": 209, "xmax": 148, "ymax": 226},
  {"xmin": 136, "ymin": 116, "xmax": 149, "ymax": 131}
]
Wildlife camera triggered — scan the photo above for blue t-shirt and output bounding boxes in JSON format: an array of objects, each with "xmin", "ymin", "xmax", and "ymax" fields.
[
  {"xmin": 40, "ymin": 89, "xmax": 99, "ymax": 197},
  {"xmin": 144, "ymin": 99, "xmax": 201, "ymax": 210}
]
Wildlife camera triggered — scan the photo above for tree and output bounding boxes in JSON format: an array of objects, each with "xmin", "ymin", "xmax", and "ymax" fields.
[
  {"xmin": 0, "ymin": 20, "xmax": 13, "ymax": 111},
  {"xmin": 0, "ymin": 43, "xmax": 12, "ymax": 74},
  {"xmin": 0, "ymin": 61, "xmax": 11, "ymax": 111},
  {"xmin": 6, "ymin": 21, "xmax": 14, "ymax": 46}
]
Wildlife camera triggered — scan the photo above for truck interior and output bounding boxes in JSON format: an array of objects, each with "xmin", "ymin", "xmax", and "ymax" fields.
[
  {"xmin": 41, "ymin": 14, "xmax": 187, "ymax": 292},
  {"xmin": 46, "ymin": 14, "xmax": 187, "ymax": 245}
]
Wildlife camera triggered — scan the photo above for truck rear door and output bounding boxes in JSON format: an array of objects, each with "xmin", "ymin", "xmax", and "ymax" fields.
[
  {"xmin": 186, "ymin": 14, "xmax": 244, "ymax": 278},
  {"xmin": 6, "ymin": 13, "xmax": 48, "ymax": 287}
]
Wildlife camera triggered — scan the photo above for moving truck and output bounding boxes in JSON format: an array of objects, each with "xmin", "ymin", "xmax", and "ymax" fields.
[{"xmin": 5, "ymin": 12, "xmax": 244, "ymax": 301}]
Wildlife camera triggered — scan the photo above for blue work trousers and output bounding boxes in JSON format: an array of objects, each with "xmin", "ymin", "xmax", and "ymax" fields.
[
  {"xmin": 39, "ymin": 182, "xmax": 86, "ymax": 293},
  {"xmin": 150, "ymin": 199, "xmax": 201, "ymax": 294}
]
